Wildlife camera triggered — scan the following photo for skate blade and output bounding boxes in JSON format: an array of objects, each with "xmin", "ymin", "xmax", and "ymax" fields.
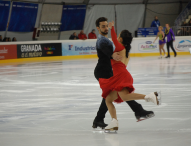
[
  {"xmin": 104, "ymin": 127, "xmax": 118, "ymax": 133},
  {"xmin": 137, "ymin": 113, "xmax": 155, "ymax": 122},
  {"xmin": 92, "ymin": 127, "xmax": 105, "ymax": 131},
  {"xmin": 154, "ymin": 91, "xmax": 162, "ymax": 105}
]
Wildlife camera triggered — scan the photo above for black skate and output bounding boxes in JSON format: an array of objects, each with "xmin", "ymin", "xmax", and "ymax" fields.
[
  {"xmin": 135, "ymin": 110, "xmax": 155, "ymax": 122},
  {"xmin": 92, "ymin": 119, "xmax": 108, "ymax": 129}
]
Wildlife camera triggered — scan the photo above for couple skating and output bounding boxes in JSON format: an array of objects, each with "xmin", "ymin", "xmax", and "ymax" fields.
[{"xmin": 93, "ymin": 17, "xmax": 161, "ymax": 131}]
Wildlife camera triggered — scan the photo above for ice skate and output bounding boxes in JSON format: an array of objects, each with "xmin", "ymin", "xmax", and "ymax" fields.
[
  {"xmin": 135, "ymin": 110, "xmax": 155, "ymax": 122},
  {"xmin": 104, "ymin": 118, "xmax": 118, "ymax": 132},
  {"xmin": 92, "ymin": 118, "xmax": 108, "ymax": 129},
  {"xmin": 145, "ymin": 92, "xmax": 161, "ymax": 105},
  {"xmin": 158, "ymin": 55, "xmax": 162, "ymax": 59}
]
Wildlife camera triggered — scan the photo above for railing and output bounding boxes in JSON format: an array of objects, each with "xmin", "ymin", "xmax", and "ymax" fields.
[
  {"xmin": 174, "ymin": 1, "xmax": 191, "ymax": 26},
  {"xmin": 172, "ymin": 26, "xmax": 191, "ymax": 36}
]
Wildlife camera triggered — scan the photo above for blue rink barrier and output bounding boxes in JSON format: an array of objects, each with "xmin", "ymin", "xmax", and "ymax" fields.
[{"xmin": 137, "ymin": 27, "xmax": 166, "ymax": 37}]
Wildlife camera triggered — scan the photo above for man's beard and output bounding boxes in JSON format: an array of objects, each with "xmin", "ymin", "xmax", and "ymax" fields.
[{"xmin": 101, "ymin": 30, "xmax": 108, "ymax": 35}]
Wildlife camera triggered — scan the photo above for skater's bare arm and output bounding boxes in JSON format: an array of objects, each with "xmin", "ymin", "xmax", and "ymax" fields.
[{"xmin": 153, "ymin": 33, "xmax": 159, "ymax": 43}]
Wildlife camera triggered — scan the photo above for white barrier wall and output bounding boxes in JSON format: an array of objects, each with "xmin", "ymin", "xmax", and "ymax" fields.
[
  {"xmin": 131, "ymin": 36, "xmax": 191, "ymax": 54},
  {"xmin": 0, "ymin": 36, "xmax": 190, "ymax": 59}
]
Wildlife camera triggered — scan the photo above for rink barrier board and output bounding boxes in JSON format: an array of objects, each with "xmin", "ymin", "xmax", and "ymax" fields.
[
  {"xmin": 0, "ymin": 52, "xmax": 190, "ymax": 64},
  {"xmin": 0, "ymin": 36, "xmax": 190, "ymax": 64}
]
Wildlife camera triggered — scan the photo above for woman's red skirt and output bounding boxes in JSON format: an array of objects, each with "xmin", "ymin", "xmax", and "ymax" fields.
[{"xmin": 99, "ymin": 63, "xmax": 135, "ymax": 103}]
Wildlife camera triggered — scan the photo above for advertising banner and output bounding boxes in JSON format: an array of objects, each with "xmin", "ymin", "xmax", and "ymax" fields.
[
  {"xmin": 174, "ymin": 39, "xmax": 191, "ymax": 52},
  {"xmin": 62, "ymin": 40, "xmax": 97, "ymax": 56},
  {"xmin": 132, "ymin": 37, "xmax": 191, "ymax": 53},
  {"xmin": 17, "ymin": 43, "xmax": 62, "ymax": 58},
  {"xmin": 0, "ymin": 45, "xmax": 17, "ymax": 60},
  {"xmin": 134, "ymin": 40, "xmax": 159, "ymax": 53}
]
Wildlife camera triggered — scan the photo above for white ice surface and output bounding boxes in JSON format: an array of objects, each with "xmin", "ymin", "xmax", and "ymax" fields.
[{"xmin": 0, "ymin": 56, "xmax": 191, "ymax": 146}]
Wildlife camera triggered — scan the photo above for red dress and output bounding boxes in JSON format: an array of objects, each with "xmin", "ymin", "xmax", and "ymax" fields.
[{"xmin": 99, "ymin": 26, "xmax": 135, "ymax": 103}]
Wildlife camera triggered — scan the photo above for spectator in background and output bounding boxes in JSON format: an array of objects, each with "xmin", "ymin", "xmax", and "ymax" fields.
[
  {"xmin": 69, "ymin": 32, "xmax": 79, "ymax": 40},
  {"xmin": 180, "ymin": 21, "xmax": 189, "ymax": 36},
  {"xmin": 181, "ymin": 21, "xmax": 188, "ymax": 26},
  {"xmin": 0, "ymin": 35, "xmax": 2, "ymax": 42},
  {"xmin": 88, "ymin": 29, "xmax": 97, "ymax": 39},
  {"xmin": 8, "ymin": 37, "xmax": 11, "ymax": 42},
  {"xmin": 3, "ymin": 37, "xmax": 8, "ymax": 42},
  {"xmin": 188, "ymin": 20, "xmax": 191, "ymax": 26},
  {"xmin": 78, "ymin": 30, "xmax": 87, "ymax": 40},
  {"xmin": 151, "ymin": 16, "xmax": 160, "ymax": 27},
  {"xmin": 12, "ymin": 37, "xmax": 17, "ymax": 41}
]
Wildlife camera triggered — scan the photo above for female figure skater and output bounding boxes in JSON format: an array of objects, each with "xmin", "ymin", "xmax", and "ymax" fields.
[
  {"xmin": 99, "ymin": 21, "xmax": 160, "ymax": 131},
  {"xmin": 153, "ymin": 26, "xmax": 166, "ymax": 58},
  {"xmin": 165, "ymin": 24, "xmax": 177, "ymax": 58}
]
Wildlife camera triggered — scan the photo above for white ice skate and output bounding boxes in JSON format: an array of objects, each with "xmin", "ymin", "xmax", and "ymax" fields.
[
  {"xmin": 158, "ymin": 55, "xmax": 162, "ymax": 59},
  {"xmin": 145, "ymin": 92, "xmax": 161, "ymax": 105},
  {"xmin": 104, "ymin": 118, "xmax": 118, "ymax": 132}
]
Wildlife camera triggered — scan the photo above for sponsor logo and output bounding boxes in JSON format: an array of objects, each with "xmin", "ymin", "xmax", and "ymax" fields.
[
  {"xmin": 138, "ymin": 41, "xmax": 157, "ymax": 52},
  {"xmin": 68, "ymin": 45, "xmax": 73, "ymax": 50},
  {"xmin": 75, "ymin": 46, "xmax": 96, "ymax": 51},
  {"xmin": 44, "ymin": 46, "xmax": 55, "ymax": 50},
  {"xmin": 0, "ymin": 48, "xmax": 8, "ymax": 54},
  {"xmin": 146, "ymin": 41, "xmax": 152, "ymax": 44},
  {"xmin": 21, "ymin": 45, "xmax": 42, "ymax": 52},
  {"xmin": 175, "ymin": 40, "xmax": 191, "ymax": 51}
]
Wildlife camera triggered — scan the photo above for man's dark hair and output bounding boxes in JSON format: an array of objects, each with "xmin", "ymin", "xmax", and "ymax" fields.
[{"xmin": 95, "ymin": 17, "xmax": 108, "ymax": 27}]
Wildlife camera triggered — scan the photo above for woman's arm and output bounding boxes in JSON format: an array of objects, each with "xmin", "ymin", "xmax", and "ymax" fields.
[
  {"xmin": 153, "ymin": 33, "xmax": 159, "ymax": 43},
  {"xmin": 108, "ymin": 21, "xmax": 124, "ymax": 52}
]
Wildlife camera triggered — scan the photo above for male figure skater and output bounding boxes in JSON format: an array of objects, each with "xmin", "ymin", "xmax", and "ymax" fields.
[{"xmin": 93, "ymin": 17, "xmax": 154, "ymax": 128}]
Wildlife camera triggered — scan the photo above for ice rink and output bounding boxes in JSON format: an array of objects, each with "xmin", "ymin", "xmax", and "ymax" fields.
[{"xmin": 0, "ymin": 56, "xmax": 191, "ymax": 146}]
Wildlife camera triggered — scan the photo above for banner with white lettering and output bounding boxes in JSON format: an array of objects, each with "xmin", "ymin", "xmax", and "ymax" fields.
[{"xmin": 17, "ymin": 43, "xmax": 62, "ymax": 58}]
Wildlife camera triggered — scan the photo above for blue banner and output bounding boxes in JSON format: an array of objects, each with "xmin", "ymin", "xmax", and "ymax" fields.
[
  {"xmin": 8, "ymin": 2, "xmax": 38, "ymax": 32},
  {"xmin": 60, "ymin": 5, "xmax": 86, "ymax": 31},
  {"xmin": 0, "ymin": 1, "xmax": 10, "ymax": 31}
]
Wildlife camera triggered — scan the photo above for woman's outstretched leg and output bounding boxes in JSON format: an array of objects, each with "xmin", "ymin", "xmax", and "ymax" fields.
[{"xmin": 118, "ymin": 88, "xmax": 159, "ymax": 105}]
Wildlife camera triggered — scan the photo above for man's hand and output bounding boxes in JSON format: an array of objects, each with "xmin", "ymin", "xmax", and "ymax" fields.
[{"xmin": 112, "ymin": 52, "xmax": 123, "ymax": 61}]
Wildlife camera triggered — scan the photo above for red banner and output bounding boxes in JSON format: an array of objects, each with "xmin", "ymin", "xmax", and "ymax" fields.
[{"xmin": 0, "ymin": 45, "xmax": 17, "ymax": 60}]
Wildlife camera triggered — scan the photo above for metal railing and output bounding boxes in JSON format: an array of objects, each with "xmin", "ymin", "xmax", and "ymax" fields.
[{"xmin": 171, "ymin": 26, "xmax": 191, "ymax": 36}]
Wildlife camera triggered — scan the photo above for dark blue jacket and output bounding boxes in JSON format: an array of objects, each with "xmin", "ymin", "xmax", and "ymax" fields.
[{"xmin": 151, "ymin": 20, "xmax": 160, "ymax": 27}]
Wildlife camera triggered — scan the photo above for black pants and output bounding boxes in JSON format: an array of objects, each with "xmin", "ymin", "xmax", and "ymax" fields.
[
  {"xmin": 94, "ymin": 68, "xmax": 144, "ymax": 121},
  {"xmin": 166, "ymin": 40, "xmax": 177, "ymax": 57}
]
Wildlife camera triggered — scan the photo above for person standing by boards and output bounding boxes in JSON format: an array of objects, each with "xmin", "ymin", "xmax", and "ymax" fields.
[{"xmin": 165, "ymin": 24, "xmax": 177, "ymax": 58}]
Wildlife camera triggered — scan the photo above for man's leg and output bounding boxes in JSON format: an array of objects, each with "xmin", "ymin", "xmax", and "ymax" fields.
[
  {"xmin": 126, "ymin": 100, "xmax": 143, "ymax": 113},
  {"xmin": 93, "ymin": 98, "xmax": 108, "ymax": 128},
  {"xmin": 126, "ymin": 100, "xmax": 154, "ymax": 120},
  {"xmin": 170, "ymin": 41, "xmax": 177, "ymax": 57},
  {"xmin": 166, "ymin": 42, "xmax": 170, "ymax": 57}
]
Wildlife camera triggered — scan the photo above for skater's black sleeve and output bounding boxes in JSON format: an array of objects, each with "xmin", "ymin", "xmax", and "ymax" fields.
[{"xmin": 98, "ymin": 37, "xmax": 114, "ymax": 59}]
